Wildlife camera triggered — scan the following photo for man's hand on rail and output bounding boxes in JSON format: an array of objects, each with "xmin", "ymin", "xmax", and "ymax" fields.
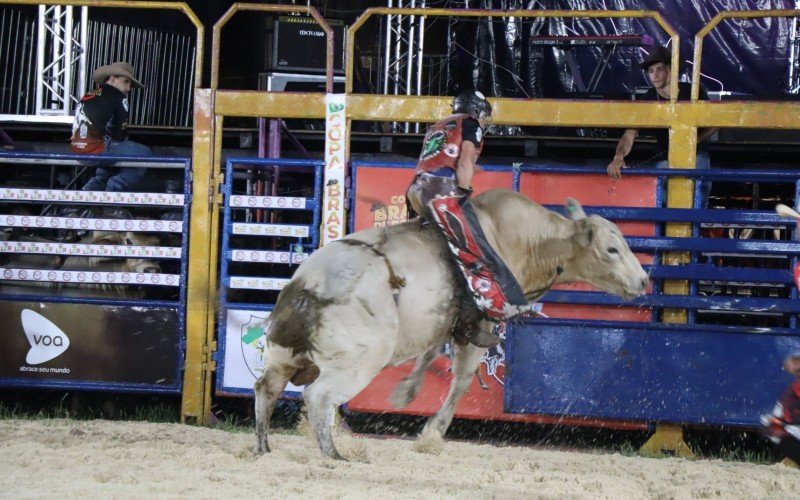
[{"xmin": 607, "ymin": 155, "xmax": 626, "ymax": 180}]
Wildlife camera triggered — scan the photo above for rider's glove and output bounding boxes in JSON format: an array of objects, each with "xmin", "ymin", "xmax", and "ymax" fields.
[{"xmin": 457, "ymin": 186, "xmax": 474, "ymax": 198}]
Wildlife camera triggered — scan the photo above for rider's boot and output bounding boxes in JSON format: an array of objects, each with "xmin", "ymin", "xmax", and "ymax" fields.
[{"xmin": 467, "ymin": 324, "xmax": 500, "ymax": 348}]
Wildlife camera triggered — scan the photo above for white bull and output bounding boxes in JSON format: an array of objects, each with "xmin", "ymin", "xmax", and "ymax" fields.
[
  {"xmin": 0, "ymin": 231, "xmax": 161, "ymax": 299},
  {"xmin": 254, "ymin": 190, "xmax": 649, "ymax": 459}
]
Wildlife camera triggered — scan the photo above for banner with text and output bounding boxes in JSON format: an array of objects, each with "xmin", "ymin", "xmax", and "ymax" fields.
[
  {"xmin": 322, "ymin": 93, "xmax": 347, "ymax": 245},
  {"xmin": 0, "ymin": 301, "xmax": 181, "ymax": 390},
  {"xmin": 352, "ymin": 163, "xmax": 514, "ymax": 232}
]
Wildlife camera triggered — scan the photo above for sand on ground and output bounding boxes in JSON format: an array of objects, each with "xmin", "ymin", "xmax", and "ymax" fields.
[{"xmin": 0, "ymin": 418, "xmax": 798, "ymax": 499}]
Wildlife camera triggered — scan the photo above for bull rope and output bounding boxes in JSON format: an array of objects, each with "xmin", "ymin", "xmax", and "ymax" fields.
[
  {"xmin": 332, "ymin": 237, "xmax": 407, "ymax": 291},
  {"xmin": 523, "ymin": 266, "xmax": 563, "ymax": 303}
]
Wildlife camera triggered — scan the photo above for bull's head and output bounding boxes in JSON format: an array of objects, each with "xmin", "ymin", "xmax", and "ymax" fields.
[
  {"xmin": 563, "ymin": 198, "xmax": 649, "ymax": 301},
  {"xmin": 91, "ymin": 231, "xmax": 161, "ymax": 274}
]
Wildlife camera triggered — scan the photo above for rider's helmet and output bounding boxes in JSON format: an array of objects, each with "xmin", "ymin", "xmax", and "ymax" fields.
[{"xmin": 452, "ymin": 89, "xmax": 493, "ymax": 126}]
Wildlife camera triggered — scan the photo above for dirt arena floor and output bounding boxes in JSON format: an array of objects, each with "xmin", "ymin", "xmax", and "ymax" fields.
[{"xmin": 1, "ymin": 418, "xmax": 798, "ymax": 498}]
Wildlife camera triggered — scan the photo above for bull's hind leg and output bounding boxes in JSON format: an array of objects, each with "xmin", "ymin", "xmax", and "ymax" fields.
[
  {"xmin": 253, "ymin": 345, "xmax": 297, "ymax": 455},
  {"xmin": 304, "ymin": 361, "xmax": 387, "ymax": 460},
  {"xmin": 390, "ymin": 346, "xmax": 440, "ymax": 408},
  {"xmin": 419, "ymin": 342, "xmax": 486, "ymax": 439}
]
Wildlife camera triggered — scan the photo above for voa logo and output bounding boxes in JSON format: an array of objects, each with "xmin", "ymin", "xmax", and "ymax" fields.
[{"xmin": 21, "ymin": 309, "xmax": 70, "ymax": 364}]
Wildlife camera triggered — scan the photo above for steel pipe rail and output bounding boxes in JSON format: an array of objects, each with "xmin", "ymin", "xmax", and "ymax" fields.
[
  {"xmin": 211, "ymin": 3, "xmax": 333, "ymax": 91},
  {"xmin": 346, "ymin": 8, "xmax": 679, "ymax": 99},
  {"xmin": 692, "ymin": 9, "xmax": 800, "ymax": 101},
  {"xmin": 1, "ymin": 0, "xmax": 204, "ymax": 88},
  {"xmin": 0, "ymin": 152, "xmax": 186, "ymax": 169}
]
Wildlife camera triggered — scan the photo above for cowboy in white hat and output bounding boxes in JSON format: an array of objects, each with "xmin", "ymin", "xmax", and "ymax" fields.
[
  {"xmin": 71, "ymin": 61, "xmax": 151, "ymax": 192},
  {"xmin": 91, "ymin": 61, "xmax": 144, "ymax": 89},
  {"xmin": 606, "ymin": 45, "xmax": 718, "ymax": 181}
]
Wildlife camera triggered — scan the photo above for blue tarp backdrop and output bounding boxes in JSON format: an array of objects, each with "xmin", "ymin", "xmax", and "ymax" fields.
[{"xmin": 449, "ymin": 0, "xmax": 794, "ymax": 98}]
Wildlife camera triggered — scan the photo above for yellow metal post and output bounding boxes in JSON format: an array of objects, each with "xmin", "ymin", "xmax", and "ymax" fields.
[
  {"xmin": 641, "ymin": 123, "xmax": 697, "ymax": 457},
  {"xmin": 662, "ymin": 124, "xmax": 696, "ymax": 324},
  {"xmin": 640, "ymin": 423, "xmax": 694, "ymax": 458},
  {"xmin": 181, "ymin": 89, "xmax": 215, "ymax": 424}
]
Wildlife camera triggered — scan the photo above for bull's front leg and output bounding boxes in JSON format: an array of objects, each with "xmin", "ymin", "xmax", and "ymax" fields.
[{"xmin": 419, "ymin": 342, "xmax": 486, "ymax": 439}]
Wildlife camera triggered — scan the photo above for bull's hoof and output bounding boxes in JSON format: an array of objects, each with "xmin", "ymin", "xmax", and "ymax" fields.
[{"xmin": 253, "ymin": 443, "xmax": 271, "ymax": 456}]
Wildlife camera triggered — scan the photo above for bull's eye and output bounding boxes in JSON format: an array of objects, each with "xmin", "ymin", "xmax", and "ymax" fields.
[{"xmin": 607, "ymin": 247, "xmax": 619, "ymax": 255}]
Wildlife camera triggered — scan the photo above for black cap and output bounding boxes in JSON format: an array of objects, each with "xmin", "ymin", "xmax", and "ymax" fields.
[{"xmin": 639, "ymin": 45, "xmax": 671, "ymax": 70}]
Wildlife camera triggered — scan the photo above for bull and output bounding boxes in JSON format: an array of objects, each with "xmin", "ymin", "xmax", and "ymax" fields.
[
  {"xmin": 254, "ymin": 190, "xmax": 649, "ymax": 459},
  {"xmin": 0, "ymin": 231, "xmax": 161, "ymax": 299}
]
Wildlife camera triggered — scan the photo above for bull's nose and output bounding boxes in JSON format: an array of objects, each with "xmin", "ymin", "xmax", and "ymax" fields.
[{"xmin": 640, "ymin": 276, "xmax": 649, "ymax": 290}]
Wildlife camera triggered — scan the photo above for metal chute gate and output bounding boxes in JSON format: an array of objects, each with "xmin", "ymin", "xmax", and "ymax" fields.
[
  {"xmin": 214, "ymin": 157, "xmax": 323, "ymax": 397},
  {"xmin": 0, "ymin": 151, "xmax": 191, "ymax": 393}
]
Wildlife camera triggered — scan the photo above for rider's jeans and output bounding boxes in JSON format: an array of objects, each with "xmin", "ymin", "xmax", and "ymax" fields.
[{"xmin": 82, "ymin": 139, "xmax": 152, "ymax": 192}]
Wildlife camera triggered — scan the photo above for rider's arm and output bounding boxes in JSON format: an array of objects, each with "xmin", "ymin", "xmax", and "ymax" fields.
[
  {"xmin": 108, "ymin": 90, "xmax": 129, "ymax": 141},
  {"xmin": 457, "ymin": 118, "xmax": 482, "ymax": 190},
  {"xmin": 607, "ymin": 128, "xmax": 638, "ymax": 180},
  {"xmin": 457, "ymin": 140, "xmax": 478, "ymax": 190}
]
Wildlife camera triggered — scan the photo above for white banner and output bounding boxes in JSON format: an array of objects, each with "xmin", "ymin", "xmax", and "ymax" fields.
[
  {"xmin": 228, "ymin": 276, "xmax": 290, "ymax": 291},
  {"xmin": 0, "ymin": 267, "xmax": 181, "ymax": 286},
  {"xmin": 0, "ymin": 241, "xmax": 182, "ymax": 259},
  {"xmin": 229, "ymin": 195, "xmax": 308, "ymax": 210},
  {"xmin": 231, "ymin": 223, "xmax": 309, "ymax": 238},
  {"xmin": 0, "ymin": 214, "xmax": 183, "ymax": 232},
  {"xmin": 322, "ymin": 93, "xmax": 346, "ymax": 245},
  {"xmin": 222, "ymin": 309, "xmax": 302, "ymax": 393},
  {"xmin": 230, "ymin": 249, "xmax": 307, "ymax": 264},
  {"xmin": 0, "ymin": 188, "xmax": 183, "ymax": 206}
]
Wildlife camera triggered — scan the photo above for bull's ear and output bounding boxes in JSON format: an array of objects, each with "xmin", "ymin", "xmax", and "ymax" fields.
[
  {"xmin": 565, "ymin": 197, "xmax": 586, "ymax": 220},
  {"xmin": 572, "ymin": 219, "xmax": 594, "ymax": 248}
]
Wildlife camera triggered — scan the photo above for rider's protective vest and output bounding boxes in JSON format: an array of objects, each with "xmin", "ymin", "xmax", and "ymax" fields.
[{"xmin": 415, "ymin": 114, "xmax": 483, "ymax": 174}]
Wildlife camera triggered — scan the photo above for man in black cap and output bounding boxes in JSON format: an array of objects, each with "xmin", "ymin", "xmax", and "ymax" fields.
[
  {"xmin": 71, "ymin": 61, "xmax": 152, "ymax": 191},
  {"xmin": 606, "ymin": 45, "xmax": 718, "ymax": 180}
]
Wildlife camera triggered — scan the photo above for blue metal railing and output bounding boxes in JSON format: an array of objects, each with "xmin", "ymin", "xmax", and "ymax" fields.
[
  {"xmin": 215, "ymin": 157, "xmax": 323, "ymax": 396},
  {"xmin": 507, "ymin": 163, "xmax": 800, "ymax": 427},
  {"xmin": 351, "ymin": 159, "xmax": 800, "ymax": 427}
]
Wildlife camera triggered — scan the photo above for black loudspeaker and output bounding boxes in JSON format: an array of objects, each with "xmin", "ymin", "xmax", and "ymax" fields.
[{"xmin": 272, "ymin": 16, "xmax": 345, "ymax": 74}]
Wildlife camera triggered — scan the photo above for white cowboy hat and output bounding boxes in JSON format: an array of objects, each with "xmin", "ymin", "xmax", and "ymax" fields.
[{"xmin": 92, "ymin": 62, "xmax": 144, "ymax": 88}]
